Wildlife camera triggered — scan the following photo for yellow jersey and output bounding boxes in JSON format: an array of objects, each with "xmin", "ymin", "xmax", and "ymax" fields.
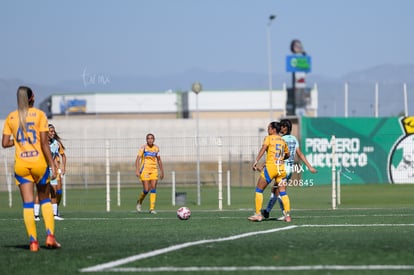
[
  {"xmin": 3, "ymin": 108, "xmax": 49, "ymax": 166},
  {"xmin": 261, "ymin": 134, "xmax": 289, "ymax": 184},
  {"xmin": 263, "ymin": 135, "xmax": 289, "ymax": 166},
  {"xmin": 137, "ymin": 144, "xmax": 160, "ymax": 172}
]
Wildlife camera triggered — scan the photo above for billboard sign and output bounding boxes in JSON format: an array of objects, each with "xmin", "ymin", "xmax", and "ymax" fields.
[
  {"xmin": 286, "ymin": 55, "xmax": 312, "ymax": 73},
  {"xmin": 301, "ymin": 117, "xmax": 414, "ymax": 185}
]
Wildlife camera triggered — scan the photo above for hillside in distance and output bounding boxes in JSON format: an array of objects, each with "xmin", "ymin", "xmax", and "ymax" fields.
[{"xmin": 0, "ymin": 64, "xmax": 413, "ymax": 118}]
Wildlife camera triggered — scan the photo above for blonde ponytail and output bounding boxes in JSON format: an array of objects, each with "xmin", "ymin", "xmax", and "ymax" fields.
[{"xmin": 17, "ymin": 86, "xmax": 30, "ymax": 133}]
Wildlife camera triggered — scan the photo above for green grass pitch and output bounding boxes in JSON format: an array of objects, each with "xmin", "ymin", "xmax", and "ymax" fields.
[{"xmin": 1, "ymin": 184, "xmax": 413, "ymax": 275}]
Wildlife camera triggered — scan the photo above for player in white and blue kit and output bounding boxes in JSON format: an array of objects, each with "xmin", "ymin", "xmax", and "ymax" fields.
[
  {"xmin": 261, "ymin": 119, "xmax": 317, "ymax": 221},
  {"xmin": 34, "ymin": 124, "xmax": 66, "ymax": 221}
]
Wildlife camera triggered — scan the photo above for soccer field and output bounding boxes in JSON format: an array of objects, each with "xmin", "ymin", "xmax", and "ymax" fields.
[{"xmin": 1, "ymin": 184, "xmax": 413, "ymax": 275}]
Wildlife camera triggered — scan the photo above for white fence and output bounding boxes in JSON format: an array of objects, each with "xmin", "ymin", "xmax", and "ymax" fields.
[{"xmin": 1, "ymin": 117, "xmax": 271, "ymax": 190}]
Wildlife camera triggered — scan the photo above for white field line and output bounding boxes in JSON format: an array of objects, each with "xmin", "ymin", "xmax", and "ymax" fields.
[
  {"xmin": 110, "ymin": 265, "xmax": 414, "ymax": 272},
  {"xmin": 302, "ymin": 224, "xmax": 414, "ymax": 227},
  {"xmin": 80, "ymin": 223, "xmax": 414, "ymax": 273},
  {"xmin": 80, "ymin": 225, "xmax": 297, "ymax": 272}
]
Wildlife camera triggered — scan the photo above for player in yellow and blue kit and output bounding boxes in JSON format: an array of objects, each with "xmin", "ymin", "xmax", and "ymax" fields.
[
  {"xmin": 248, "ymin": 121, "xmax": 290, "ymax": 222},
  {"xmin": 261, "ymin": 119, "xmax": 317, "ymax": 222},
  {"xmin": 2, "ymin": 86, "xmax": 61, "ymax": 251},
  {"xmin": 135, "ymin": 133, "xmax": 164, "ymax": 214}
]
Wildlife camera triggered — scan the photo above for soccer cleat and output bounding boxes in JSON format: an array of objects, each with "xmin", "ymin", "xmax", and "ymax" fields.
[
  {"xmin": 30, "ymin": 240, "xmax": 39, "ymax": 252},
  {"xmin": 136, "ymin": 203, "xmax": 142, "ymax": 212},
  {"xmin": 247, "ymin": 214, "xmax": 263, "ymax": 222},
  {"xmin": 46, "ymin": 234, "xmax": 61, "ymax": 249},
  {"xmin": 285, "ymin": 215, "xmax": 292, "ymax": 222},
  {"xmin": 277, "ymin": 215, "xmax": 286, "ymax": 221},
  {"xmin": 54, "ymin": 215, "xmax": 64, "ymax": 221},
  {"xmin": 34, "ymin": 216, "xmax": 40, "ymax": 222},
  {"xmin": 149, "ymin": 210, "xmax": 157, "ymax": 214},
  {"xmin": 261, "ymin": 209, "xmax": 270, "ymax": 219}
]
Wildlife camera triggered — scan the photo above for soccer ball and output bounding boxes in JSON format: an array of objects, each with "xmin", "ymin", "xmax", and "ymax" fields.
[{"xmin": 177, "ymin": 206, "xmax": 191, "ymax": 220}]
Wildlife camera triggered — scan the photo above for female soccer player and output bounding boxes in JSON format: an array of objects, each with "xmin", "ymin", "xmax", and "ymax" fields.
[
  {"xmin": 34, "ymin": 124, "xmax": 66, "ymax": 220},
  {"xmin": 248, "ymin": 121, "xmax": 290, "ymax": 222},
  {"xmin": 48, "ymin": 124, "xmax": 66, "ymax": 219},
  {"xmin": 135, "ymin": 133, "xmax": 164, "ymax": 214},
  {"xmin": 261, "ymin": 119, "xmax": 317, "ymax": 222},
  {"xmin": 2, "ymin": 86, "xmax": 61, "ymax": 251}
]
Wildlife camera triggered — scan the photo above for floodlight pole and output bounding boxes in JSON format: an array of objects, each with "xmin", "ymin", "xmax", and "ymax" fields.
[
  {"xmin": 192, "ymin": 82, "xmax": 202, "ymax": 205},
  {"xmin": 267, "ymin": 15, "xmax": 276, "ymax": 120},
  {"xmin": 344, "ymin": 82, "xmax": 349, "ymax": 117},
  {"xmin": 403, "ymin": 83, "xmax": 408, "ymax": 116},
  {"xmin": 374, "ymin": 82, "xmax": 379, "ymax": 117}
]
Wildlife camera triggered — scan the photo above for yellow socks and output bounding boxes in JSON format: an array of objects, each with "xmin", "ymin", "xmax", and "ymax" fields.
[
  {"xmin": 255, "ymin": 190, "xmax": 263, "ymax": 215},
  {"xmin": 150, "ymin": 190, "xmax": 157, "ymax": 210},
  {"xmin": 137, "ymin": 189, "xmax": 157, "ymax": 210},
  {"xmin": 23, "ymin": 203, "xmax": 37, "ymax": 241},
  {"xmin": 138, "ymin": 190, "xmax": 148, "ymax": 204},
  {"xmin": 279, "ymin": 191, "xmax": 291, "ymax": 214},
  {"xmin": 40, "ymin": 199, "xmax": 55, "ymax": 235}
]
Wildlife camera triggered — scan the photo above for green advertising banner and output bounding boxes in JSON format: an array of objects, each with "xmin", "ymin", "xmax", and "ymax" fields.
[{"xmin": 301, "ymin": 117, "xmax": 414, "ymax": 185}]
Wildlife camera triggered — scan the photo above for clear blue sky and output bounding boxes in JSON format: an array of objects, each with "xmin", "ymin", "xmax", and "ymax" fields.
[{"xmin": 1, "ymin": 0, "xmax": 413, "ymax": 85}]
